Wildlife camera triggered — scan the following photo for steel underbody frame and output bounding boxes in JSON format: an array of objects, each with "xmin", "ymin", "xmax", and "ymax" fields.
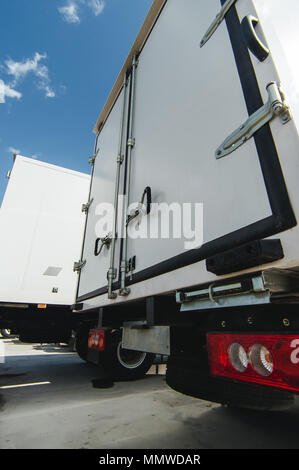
[{"xmin": 74, "ymin": 268, "xmax": 299, "ymax": 334}]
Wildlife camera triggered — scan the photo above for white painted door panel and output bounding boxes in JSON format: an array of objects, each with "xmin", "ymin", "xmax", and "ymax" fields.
[
  {"xmin": 78, "ymin": 88, "xmax": 127, "ymax": 297},
  {"xmin": 77, "ymin": 0, "xmax": 299, "ymax": 306},
  {"xmin": 126, "ymin": 0, "xmax": 272, "ymax": 275}
]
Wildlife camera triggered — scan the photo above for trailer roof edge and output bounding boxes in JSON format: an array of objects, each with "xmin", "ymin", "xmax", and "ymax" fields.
[{"xmin": 93, "ymin": 0, "xmax": 167, "ymax": 134}]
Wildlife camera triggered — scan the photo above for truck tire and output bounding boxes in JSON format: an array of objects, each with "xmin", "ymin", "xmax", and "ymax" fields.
[
  {"xmin": 99, "ymin": 330, "xmax": 154, "ymax": 380},
  {"xmin": 167, "ymin": 357, "xmax": 295, "ymax": 411},
  {"xmin": 75, "ymin": 324, "xmax": 90, "ymax": 362},
  {"xmin": 0, "ymin": 329, "xmax": 14, "ymax": 338}
]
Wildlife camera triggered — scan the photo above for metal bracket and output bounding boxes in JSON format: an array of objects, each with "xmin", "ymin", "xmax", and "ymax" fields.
[
  {"xmin": 94, "ymin": 233, "xmax": 112, "ymax": 256},
  {"xmin": 89, "ymin": 149, "xmax": 99, "ymax": 165},
  {"xmin": 127, "ymin": 138, "xmax": 135, "ymax": 148},
  {"xmin": 126, "ymin": 256, "xmax": 136, "ymax": 274},
  {"xmin": 117, "ymin": 154, "xmax": 124, "ymax": 164},
  {"xmin": 73, "ymin": 260, "xmax": 86, "ymax": 272},
  {"xmin": 200, "ymin": 0, "xmax": 237, "ymax": 48},
  {"xmin": 119, "ymin": 259, "xmax": 131, "ymax": 297},
  {"xmin": 107, "ymin": 267, "xmax": 117, "ymax": 282},
  {"xmin": 126, "ymin": 187, "xmax": 152, "ymax": 226},
  {"xmin": 176, "ymin": 281, "xmax": 246, "ymax": 304},
  {"xmin": 215, "ymin": 82, "xmax": 291, "ymax": 159},
  {"xmin": 132, "ymin": 56, "xmax": 139, "ymax": 68},
  {"xmin": 126, "ymin": 256, "xmax": 136, "ymax": 281},
  {"xmin": 126, "ymin": 205, "xmax": 142, "ymax": 226},
  {"xmin": 176, "ymin": 275, "xmax": 270, "ymax": 311},
  {"xmin": 123, "ymin": 321, "xmax": 150, "ymax": 330},
  {"xmin": 82, "ymin": 198, "xmax": 94, "ymax": 214},
  {"xmin": 107, "ymin": 267, "xmax": 118, "ymax": 299}
]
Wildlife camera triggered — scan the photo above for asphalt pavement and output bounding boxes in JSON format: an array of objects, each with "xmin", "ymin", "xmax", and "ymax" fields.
[{"xmin": 1, "ymin": 338, "xmax": 299, "ymax": 449}]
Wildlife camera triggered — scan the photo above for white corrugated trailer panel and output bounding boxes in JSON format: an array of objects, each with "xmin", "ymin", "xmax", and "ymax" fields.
[
  {"xmin": 0, "ymin": 156, "xmax": 90, "ymax": 305},
  {"xmin": 77, "ymin": 0, "xmax": 299, "ymax": 310}
]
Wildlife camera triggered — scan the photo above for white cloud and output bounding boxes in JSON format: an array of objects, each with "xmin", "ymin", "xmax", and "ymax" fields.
[
  {"xmin": 45, "ymin": 87, "xmax": 56, "ymax": 98},
  {"xmin": 0, "ymin": 80, "xmax": 22, "ymax": 103},
  {"xmin": 7, "ymin": 147, "xmax": 21, "ymax": 155},
  {"xmin": 37, "ymin": 83, "xmax": 56, "ymax": 99},
  {"xmin": 88, "ymin": 0, "xmax": 105, "ymax": 16},
  {"xmin": 7, "ymin": 148, "xmax": 41, "ymax": 160},
  {"xmin": 5, "ymin": 53, "xmax": 55, "ymax": 99},
  {"xmin": 6, "ymin": 52, "xmax": 47, "ymax": 82},
  {"xmin": 58, "ymin": 1, "xmax": 81, "ymax": 23},
  {"xmin": 58, "ymin": 0, "xmax": 105, "ymax": 23}
]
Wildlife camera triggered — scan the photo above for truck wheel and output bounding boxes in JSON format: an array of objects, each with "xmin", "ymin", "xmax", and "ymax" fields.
[
  {"xmin": 0, "ymin": 329, "xmax": 14, "ymax": 338},
  {"xmin": 100, "ymin": 330, "xmax": 154, "ymax": 380},
  {"xmin": 75, "ymin": 324, "xmax": 90, "ymax": 362},
  {"xmin": 167, "ymin": 357, "xmax": 295, "ymax": 411}
]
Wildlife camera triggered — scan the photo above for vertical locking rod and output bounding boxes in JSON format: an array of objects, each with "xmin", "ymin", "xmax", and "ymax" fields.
[
  {"xmin": 107, "ymin": 75, "xmax": 128, "ymax": 299},
  {"xmin": 120, "ymin": 55, "xmax": 138, "ymax": 296}
]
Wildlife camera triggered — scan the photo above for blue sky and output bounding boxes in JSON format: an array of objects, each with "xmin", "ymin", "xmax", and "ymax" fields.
[{"xmin": 0, "ymin": 0, "xmax": 152, "ymax": 203}]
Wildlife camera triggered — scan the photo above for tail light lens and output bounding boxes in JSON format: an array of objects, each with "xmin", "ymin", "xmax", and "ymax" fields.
[
  {"xmin": 207, "ymin": 334, "xmax": 299, "ymax": 392},
  {"xmin": 228, "ymin": 343, "xmax": 249, "ymax": 372},
  {"xmin": 248, "ymin": 344, "xmax": 274, "ymax": 377},
  {"xmin": 88, "ymin": 329, "xmax": 106, "ymax": 351}
]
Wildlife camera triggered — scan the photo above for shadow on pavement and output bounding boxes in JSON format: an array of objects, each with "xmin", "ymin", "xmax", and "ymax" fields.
[
  {"xmin": 1, "ymin": 339, "xmax": 21, "ymax": 346},
  {"xmin": 31, "ymin": 344, "xmax": 73, "ymax": 354},
  {"xmin": 175, "ymin": 398, "xmax": 299, "ymax": 449},
  {"xmin": 0, "ymin": 393, "xmax": 5, "ymax": 411}
]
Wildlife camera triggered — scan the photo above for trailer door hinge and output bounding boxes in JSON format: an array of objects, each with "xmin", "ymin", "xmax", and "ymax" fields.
[
  {"xmin": 200, "ymin": 0, "xmax": 237, "ymax": 47},
  {"xmin": 73, "ymin": 260, "xmax": 86, "ymax": 272},
  {"xmin": 117, "ymin": 154, "xmax": 124, "ymax": 164},
  {"xmin": 216, "ymin": 82, "xmax": 291, "ymax": 159},
  {"xmin": 127, "ymin": 138, "xmax": 135, "ymax": 148},
  {"xmin": 89, "ymin": 149, "xmax": 99, "ymax": 165},
  {"xmin": 82, "ymin": 198, "xmax": 94, "ymax": 213}
]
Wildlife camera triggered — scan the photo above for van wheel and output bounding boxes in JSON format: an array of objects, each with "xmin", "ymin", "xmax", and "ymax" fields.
[
  {"xmin": 167, "ymin": 357, "xmax": 295, "ymax": 411},
  {"xmin": 100, "ymin": 330, "xmax": 154, "ymax": 380},
  {"xmin": 75, "ymin": 324, "xmax": 91, "ymax": 362},
  {"xmin": 1, "ymin": 329, "xmax": 13, "ymax": 338}
]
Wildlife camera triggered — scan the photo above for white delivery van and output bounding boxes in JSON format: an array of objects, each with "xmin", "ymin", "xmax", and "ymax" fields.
[
  {"xmin": 73, "ymin": 0, "xmax": 299, "ymax": 407},
  {"xmin": 0, "ymin": 155, "xmax": 90, "ymax": 343}
]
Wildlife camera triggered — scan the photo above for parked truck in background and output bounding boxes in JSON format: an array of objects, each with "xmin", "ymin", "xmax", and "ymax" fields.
[
  {"xmin": 0, "ymin": 155, "xmax": 90, "ymax": 344},
  {"xmin": 72, "ymin": 0, "xmax": 299, "ymax": 408}
]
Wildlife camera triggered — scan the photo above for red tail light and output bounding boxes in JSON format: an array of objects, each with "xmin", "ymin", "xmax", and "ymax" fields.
[
  {"xmin": 88, "ymin": 329, "xmax": 106, "ymax": 351},
  {"xmin": 207, "ymin": 333, "xmax": 299, "ymax": 392}
]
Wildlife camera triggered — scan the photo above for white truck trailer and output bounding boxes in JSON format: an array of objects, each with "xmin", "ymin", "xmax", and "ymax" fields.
[
  {"xmin": 73, "ymin": 0, "xmax": 299, "ymax": 407},
  {"xmin": 0, "ymin": 155, "xmax": 90, "ymax": 343}
]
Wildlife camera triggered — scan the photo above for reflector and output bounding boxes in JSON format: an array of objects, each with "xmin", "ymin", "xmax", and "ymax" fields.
[{"xmin": 88, "ymin": 329, "xmax": 106, "ymax": 351}]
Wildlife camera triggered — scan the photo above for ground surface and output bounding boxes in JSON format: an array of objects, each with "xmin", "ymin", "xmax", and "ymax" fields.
[{"xmin": 1, "ymin": 338, "xmax": 299, "ymax": 449}]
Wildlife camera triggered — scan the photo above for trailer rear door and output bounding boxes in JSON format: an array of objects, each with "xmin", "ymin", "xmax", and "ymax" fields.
[
  {"xmin": 123, "ymin": 0, "xmax": 296, "ymax": 286},
  {"xmin": 77, "ymin": 0, "xmax": 298, "ymax": 302}
]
